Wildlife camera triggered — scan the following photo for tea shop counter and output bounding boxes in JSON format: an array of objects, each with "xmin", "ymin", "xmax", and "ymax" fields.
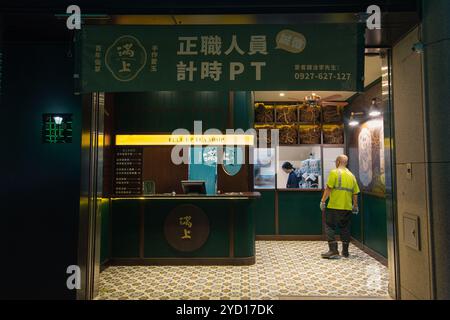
[{"xmin": 102, "ymin": 192, "xmax": 261, "ymax": 266}]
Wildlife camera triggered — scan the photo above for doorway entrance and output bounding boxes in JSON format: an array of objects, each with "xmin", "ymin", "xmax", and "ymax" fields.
[{"xmin": 77, "ymin": 20, "xmax": 398, "ymax": 300}]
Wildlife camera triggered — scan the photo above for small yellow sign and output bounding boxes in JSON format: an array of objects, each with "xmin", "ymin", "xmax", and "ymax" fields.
[{"xmin": 115, "ymin": 134, "xmax": 255, "ymax": 146}]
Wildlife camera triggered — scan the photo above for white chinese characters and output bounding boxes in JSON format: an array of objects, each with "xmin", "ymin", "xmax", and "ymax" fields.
[{"xmin": 176, "ymin": 34, "xmax": 268, "ymax": 82}]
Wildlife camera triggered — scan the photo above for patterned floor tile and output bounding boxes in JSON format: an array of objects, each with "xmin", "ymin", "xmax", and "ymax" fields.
[{"xmin": 96, "ymin": 241, "xmax": 389, "ymax": 300}]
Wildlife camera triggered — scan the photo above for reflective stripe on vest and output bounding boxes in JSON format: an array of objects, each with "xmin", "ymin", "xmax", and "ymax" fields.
[{"xmin": 335, "ymin": 169, "xmax": 355, "ymax": 193}]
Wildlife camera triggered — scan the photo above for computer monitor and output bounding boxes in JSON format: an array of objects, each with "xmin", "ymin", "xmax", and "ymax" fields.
[{"xmin": 181, "ymin": 180, "xmax": 207, "ymax": 195}]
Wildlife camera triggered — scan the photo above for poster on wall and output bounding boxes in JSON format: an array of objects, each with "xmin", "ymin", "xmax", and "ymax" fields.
[
  {"xmin": 349, "ymin": 119, "xmax": 385, "ymax": 195},
  {"xmin": 79, "ymin": 24, "xmax": 365, "ymax": 92}
]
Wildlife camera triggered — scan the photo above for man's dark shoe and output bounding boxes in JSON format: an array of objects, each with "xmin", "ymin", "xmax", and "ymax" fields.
[
  {"xmin": 321, "ymin": 242, "xmax": 340, "ymax": 259},
  {"xmin": 341, "ymin": 242, "xmax": 350, "ymax": 258}
]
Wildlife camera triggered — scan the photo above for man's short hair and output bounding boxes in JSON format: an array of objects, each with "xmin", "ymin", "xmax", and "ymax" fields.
[{"xmin": 336, "ymin": 155, "xmax": 349, "ymax": 166}]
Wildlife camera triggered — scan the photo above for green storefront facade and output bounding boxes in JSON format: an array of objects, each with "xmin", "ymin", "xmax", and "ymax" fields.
[{"xmin": 7, "ymin": 0, "xmax": 450, "ymax": 301}]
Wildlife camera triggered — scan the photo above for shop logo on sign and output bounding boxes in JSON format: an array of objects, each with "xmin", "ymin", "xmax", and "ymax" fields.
[
  {"xmin": 105, "ymin": 35, "xmax": 147, "ymax": 82},
  {"xmin": 275, "ymin": 30, "xmax": 307, "ymax": 53}
]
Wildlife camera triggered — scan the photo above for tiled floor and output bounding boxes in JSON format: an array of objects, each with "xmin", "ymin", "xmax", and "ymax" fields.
[{"xmin": 97, "ymin": 241, "xmax": 389, "ymax": 300}]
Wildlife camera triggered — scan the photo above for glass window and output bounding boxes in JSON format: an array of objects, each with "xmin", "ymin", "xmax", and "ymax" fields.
[
  {"xmin": 253, "ymin": 148, "xmax": 276, "ymax": 189},
  {"xmin": 323, "ymin": 147, "xmax": 345, "ymax": 186},
  {"xmin": 277, "ymin": 146, "xmax": 322, "ymax": 190}
]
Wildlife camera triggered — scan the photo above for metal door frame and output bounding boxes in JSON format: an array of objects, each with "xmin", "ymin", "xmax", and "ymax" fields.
[{"xmin": 77, "ymin": 92, "xmax": 105, "ymax": 300}]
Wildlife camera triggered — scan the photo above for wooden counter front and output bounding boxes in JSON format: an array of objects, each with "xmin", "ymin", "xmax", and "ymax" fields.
[{"xmin": 101, "ymin": 193, "xmax": 260, "ymax": 267}]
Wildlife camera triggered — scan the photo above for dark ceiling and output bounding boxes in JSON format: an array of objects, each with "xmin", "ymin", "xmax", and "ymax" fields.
[
  {"xmin": 0, "ymin": 0, "xmax": 420, "ymax": 46},
  {"xmin": 1, "ymin": 0, "xmax": 419, "ymax": 14}
]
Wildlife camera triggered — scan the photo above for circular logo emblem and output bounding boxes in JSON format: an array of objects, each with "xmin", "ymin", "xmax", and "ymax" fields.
[
  {"xmin": 105, "ymin": 35, "xmax": 147, "ymax": 82},
  {"xmin": 202, "ymin": 146, "xmax": 218, "ymax": 166},
  {"xmin": 164, "ymin": 204, "xmax": 210, "ymax": 252},
  {"xmin": 222, "ymin": 146, "xmax": 243, "ymax": 176},
  {"xmin": 275, "ymin": 29, "xmax": 307, "ymax": 53}
]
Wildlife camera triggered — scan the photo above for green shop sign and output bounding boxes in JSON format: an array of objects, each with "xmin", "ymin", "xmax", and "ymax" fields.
[{"xmin": 80, "ymin": 24, "xmax": 365, "ymax": 93}]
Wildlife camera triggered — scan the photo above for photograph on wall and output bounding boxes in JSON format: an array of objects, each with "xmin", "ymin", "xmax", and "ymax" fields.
[{"xmin": 348, "ymin": 119, "xmax": 385, "ymax": 195}]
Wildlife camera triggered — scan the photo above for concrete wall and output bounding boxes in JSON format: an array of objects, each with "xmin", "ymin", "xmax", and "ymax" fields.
[{"xmin": 392, "ymin": 27, "xmax": 433, "ymax": 300}]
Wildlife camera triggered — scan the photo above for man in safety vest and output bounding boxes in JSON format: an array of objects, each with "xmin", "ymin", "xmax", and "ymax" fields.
[{"xmin": 320, "ymin": 155, "xmax": 360, "ymax": 259}]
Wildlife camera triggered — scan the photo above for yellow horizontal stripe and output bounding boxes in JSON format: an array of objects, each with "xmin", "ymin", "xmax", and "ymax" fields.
[{"xmin": 115, "ymin": 134, "xmax": 255, "ymax": 146}]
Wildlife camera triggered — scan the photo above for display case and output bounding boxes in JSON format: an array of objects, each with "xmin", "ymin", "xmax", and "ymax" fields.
[
  {"xmin": 253, "ymin": 102, "xmax": 345, "ymax": 146},
  {"xmin": 253, "ymin": 100, "xmax": 346, "ymax": 192},
  {"xmin": 277, "ymin": 146, "xmax": 322, "ymax": 190}
]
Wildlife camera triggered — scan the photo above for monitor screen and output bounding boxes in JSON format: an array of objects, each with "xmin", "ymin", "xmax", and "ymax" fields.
[{"xmin": 181, "ymin": 180, "xmax": 207, "ymax": 195}]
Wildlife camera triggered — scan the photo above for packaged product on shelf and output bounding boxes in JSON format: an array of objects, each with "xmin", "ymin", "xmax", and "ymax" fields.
[
  {"xmin": 255, "ymin": 124, "xmax": 275, "ymax": 146},
  {"xmin": 323, "ymin": 124, "xmax": 344, "ymax": 144},
  {"xmin": 299, "ymin": 103, "xmax": 321, "ymax": 123},
  {"xmin": 323, "ymin": 105, "xmax": 343, "ymax": 123},
  {"xmin": 278, "ymin": 125, "xmax": 298, "ymax": 145},
  {"xmin": 298, "ymin": 154, "xmax": 321, "ymax": 189},
  {"xmin": 255, "ymin": 103, "xmax": 275, "ymax": 123},
  {"xmin": 299, "ymin": 125, "xmax": 321, "ymax": 144},
  {"xmin": 276, "ymin": 105, "xmax": 298, "ymax": 124}
]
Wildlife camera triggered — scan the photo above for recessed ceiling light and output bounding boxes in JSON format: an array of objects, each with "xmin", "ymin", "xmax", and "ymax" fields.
[
  {"xmin": 369, "ymin": 110, "xmax": 382, "ymax": 117},
  {"xmin": 279, "ymin": 93, "xmax": 285, "ymax": 97},
  {"xmin": 349, "ymin": 112, "xmax": 360, "ymax": 127}
]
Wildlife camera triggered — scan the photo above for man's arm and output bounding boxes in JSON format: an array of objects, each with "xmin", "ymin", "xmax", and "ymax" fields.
[
  {"xmin": 353, "ymin": 194, "xmax": 358, "ymax": 208},
  {"xmin": 321, "ymin": 186, "xmax": 332, "ymax": 203},
  {"xmin": 320, "ymin": 187, "xmax": 332, "ymax": 211}
]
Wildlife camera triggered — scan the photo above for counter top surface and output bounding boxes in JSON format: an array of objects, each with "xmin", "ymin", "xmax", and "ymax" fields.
[{"xmin": 111, "ymin": 192, "xmax": 261, "ymax": 200}]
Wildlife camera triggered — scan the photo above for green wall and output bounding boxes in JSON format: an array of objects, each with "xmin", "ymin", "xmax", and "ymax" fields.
[
  {"xmin": 278, "ymin": 192, "xmax": 323, "ymax": 235},
  {"xmin": 351, "ymin": 194, "xmax": 363, "ymax": 242},
  {"xmin": 254, "ymin": 191, "xmax": 276, "ymax": 235},
  {"xmin": 349, "ymin": 193, "xmax": 387, "ymax": 257},
  {"xmin": 0, "ymin": 44, "xmax": 81, "ymax": 299},
  {"xmin": 362, "ymin": 194, "xmax": 388, "ymax": 257},
  {"xmin": 100, "ymin": 200, "xmax": 111, "ymax": 264},
  {"xmin": 254, "ymin": 191, "xmax": 324, "ymax": 236},
  {"xmin": 111, "ymin": 200, "xmax": 140, "ymax": 258},
  {"xmin": 233, "ymin": 91, "xmax": 254, "ymax": 130},
  {"xmin": 114, "ymin": 91, "xmax": 253, "ymax": 133}
]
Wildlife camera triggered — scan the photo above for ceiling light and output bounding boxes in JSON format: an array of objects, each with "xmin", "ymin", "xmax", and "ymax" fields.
[
  {"xmin": 349, "ymin": 119, "xmax": 360, "ymax": 127},
  {"xmin": 279, "ymin": 93, "xmax": 285, "ymax": 97},
  {"xmin": 349, "ymin": 112, "xmax": 360, "ymax": 127},
  {"xmin": 369, "ymin": 98, "xmax": 382, "ymax": 117}
]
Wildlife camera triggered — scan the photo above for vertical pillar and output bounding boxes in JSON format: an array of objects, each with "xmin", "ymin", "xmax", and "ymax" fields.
[{"xmin": 422, "ymin": 0, "xmax": 450, "ymax": 300}]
